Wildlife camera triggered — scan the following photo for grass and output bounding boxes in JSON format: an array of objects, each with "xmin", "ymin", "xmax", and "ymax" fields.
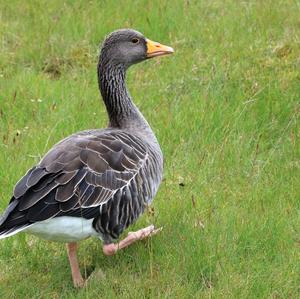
[{"xmin": 0, "ymin": 0, "xmax": 299, "ymax": 298}]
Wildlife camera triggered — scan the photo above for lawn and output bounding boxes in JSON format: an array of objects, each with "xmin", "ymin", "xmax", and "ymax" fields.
[{"xmin": 0, "ymin": 0, "xmax": 299, "ymax": 298}]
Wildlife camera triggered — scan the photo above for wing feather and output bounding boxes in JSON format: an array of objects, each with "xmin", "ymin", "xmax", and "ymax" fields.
[
  {"xmin": 55, "ymin": 169, "xmax": 86, "ymax": 202},
  {"xmin": 1, "ymin": 130, "xmax": 149, "ymax": 232}
]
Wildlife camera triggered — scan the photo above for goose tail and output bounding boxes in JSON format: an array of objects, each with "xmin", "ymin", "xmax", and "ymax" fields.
[{"xmin": 0, "ymin": 200, "xmax": 28, "ymax": 239}]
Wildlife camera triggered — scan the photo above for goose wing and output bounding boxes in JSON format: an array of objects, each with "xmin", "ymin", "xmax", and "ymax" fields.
[{"xmin": 0, "ymin": 130, "xmax": 148, "ymax": 234}]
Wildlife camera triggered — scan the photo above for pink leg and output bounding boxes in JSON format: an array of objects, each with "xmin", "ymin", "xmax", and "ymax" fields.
[
  {"xmin": 103, "ymin": 225, "xmax": 162, "ymax": 256},
  {"xmin": 66, "ymin": 242, "xmax": 85, "ymax": 288}
]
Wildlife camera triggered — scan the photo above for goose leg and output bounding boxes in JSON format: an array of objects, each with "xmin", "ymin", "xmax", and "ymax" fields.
[
  {"xmin": 102, "ymin": 225, "xmax": 162, "ymax": 256},
  {"xmin": 66, "ymin": 242, "xmax": 85, "ymax": 288}
]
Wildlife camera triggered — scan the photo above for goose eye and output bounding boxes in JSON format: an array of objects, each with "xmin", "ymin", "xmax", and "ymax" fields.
[{"xmin": 132, "ymin": 38, "xmax": 139, "ymax": 44}]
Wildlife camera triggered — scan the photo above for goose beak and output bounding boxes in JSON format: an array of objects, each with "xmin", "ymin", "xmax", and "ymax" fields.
[{"xmin": 146, "ymin": 39, "xmax": 174, "ymax": 58}]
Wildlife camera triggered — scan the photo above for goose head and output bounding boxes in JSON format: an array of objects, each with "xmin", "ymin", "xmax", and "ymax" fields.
[{"xmin": 100, "ymin": 29, "xmax": 174, "ymax": 69}]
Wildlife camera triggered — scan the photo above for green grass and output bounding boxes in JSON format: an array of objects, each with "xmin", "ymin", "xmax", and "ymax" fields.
[{"xmin": 0, "ymin": 0, "xmax": 299, "ymax": 298}]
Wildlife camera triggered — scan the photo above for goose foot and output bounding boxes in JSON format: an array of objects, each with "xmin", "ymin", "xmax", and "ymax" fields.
[
  {"xmin": 102, "ymin": 225, "xmax": 162, "ymax": 256},
  {"xmin": 73, "ymin": 276, "xmax": 85, "ymax": 288}
]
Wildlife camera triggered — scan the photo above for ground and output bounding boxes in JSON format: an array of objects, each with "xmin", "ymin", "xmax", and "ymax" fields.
[{"xmin": 0, "ymin": 0, "xmax": 299, "ymax": 298}]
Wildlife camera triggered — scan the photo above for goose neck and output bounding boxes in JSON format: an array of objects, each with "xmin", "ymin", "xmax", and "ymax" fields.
[{"xmin": 97, "ymin": 61, "xmax": 137, "ymax": 128}]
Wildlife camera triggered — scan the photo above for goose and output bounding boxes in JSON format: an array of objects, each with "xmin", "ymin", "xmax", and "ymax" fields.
[{"xmin": 0, "ymin": 29, "xmax": 173, "ymax": 287}]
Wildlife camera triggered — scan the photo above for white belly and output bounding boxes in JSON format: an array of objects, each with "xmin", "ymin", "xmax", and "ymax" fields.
[{"xmin": 25, "ymin": 216, "xmax": 99, "ymax": 242}]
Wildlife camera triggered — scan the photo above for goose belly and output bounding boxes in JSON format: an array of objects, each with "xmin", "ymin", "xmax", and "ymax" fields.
[{"xmin": 25, "ymin": 216, "xmax": 99, "ymax": 242}]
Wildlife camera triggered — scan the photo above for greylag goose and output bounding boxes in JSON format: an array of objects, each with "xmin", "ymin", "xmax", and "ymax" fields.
[{"xmin": 0, "ymin": 29, "xmax": 173, "ymax": 287}]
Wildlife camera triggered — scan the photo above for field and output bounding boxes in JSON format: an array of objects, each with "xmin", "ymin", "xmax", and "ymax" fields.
[{"xmin": 0, "ymin": 0, "xmax": 299, "ymax": 298}]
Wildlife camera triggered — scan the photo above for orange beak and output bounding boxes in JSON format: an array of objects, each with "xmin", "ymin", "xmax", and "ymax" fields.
[{"xmin": 146, "ymin": 39, "xmax": 174, "ymax": 58}]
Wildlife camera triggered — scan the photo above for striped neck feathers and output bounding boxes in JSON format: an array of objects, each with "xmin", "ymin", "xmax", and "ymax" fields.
[{"xmin": 97, "ymin": 58, "xmax": 138, "ymax": 128}]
